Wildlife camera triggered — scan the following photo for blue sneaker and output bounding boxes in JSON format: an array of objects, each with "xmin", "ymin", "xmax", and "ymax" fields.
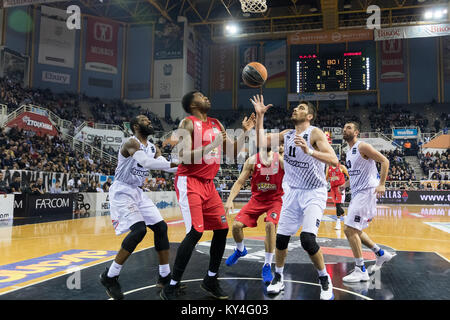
[
  {"xmin": 261, "ymin": 264, "xmax": 273, "ymax": 284},
  {"xmin": 225, "ymin": 247, "xmax": 247, "ymax": 266}
]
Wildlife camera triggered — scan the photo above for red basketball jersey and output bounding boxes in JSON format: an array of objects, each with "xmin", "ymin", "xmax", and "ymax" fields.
[
  {"xmin": 328, "ymin": 165, "xmax": 345, "ymax": 187},
  {"xmin": 176, "ymin": 116, "xmax": 221, "ymax": 180},
  {"xmin": 251, "ymin": 152, "xmax": 284, "ymax": 201}
]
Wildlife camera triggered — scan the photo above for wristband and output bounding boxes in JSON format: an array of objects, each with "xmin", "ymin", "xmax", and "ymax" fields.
[{"xmin": 307, "ymin": 149, "xmax": 314, "ymax": 156}]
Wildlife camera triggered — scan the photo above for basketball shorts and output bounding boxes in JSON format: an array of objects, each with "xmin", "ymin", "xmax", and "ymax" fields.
[
  {"xmin": 235, "ymin": 198, "xmax": 283, "ymax": 228},
  {"xmin": 109, "ymin": 181, "xmax": 163, "ymax": 235},
  {"xmin": 277, "ymin": 186, "xmax": 327, "ymax": 236},
  {"xmin": 330, "ymin": 186, "xmax": 345, "ymax": 204},
  {"xmin": 344, "ymin": 187, "xmax": 377, "ymax": 231},
  {"xmin": 175, "ymin": 175, "xmax": 228, "ymax": 234}
]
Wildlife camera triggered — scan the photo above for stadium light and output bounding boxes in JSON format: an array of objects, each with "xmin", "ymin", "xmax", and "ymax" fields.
[
  {"xmin": 424, "ymin": 10, "xmax": 433, "ymax": 19},
  {"xmin": 225, "ymin": 23, "xmax": 239, "ymax": 36}
]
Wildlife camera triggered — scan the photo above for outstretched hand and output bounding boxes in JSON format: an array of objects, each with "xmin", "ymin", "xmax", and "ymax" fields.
[
  {"xmin": 242, "ymin": 113, "xmax": 256, "ymax": 132},
  {"xmin": 250, "ymin": 95, "xmax": 272, "ymax": 115}
]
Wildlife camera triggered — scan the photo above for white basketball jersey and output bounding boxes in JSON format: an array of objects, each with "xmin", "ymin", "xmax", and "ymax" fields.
[
  {"xmin": 345, "ymin": 140, "xmax": 379, "ymax": 194},
  {"xmin": 283, "ymin": 126, "xmax": 326, "ymax": 190},
  {"xmin": 114, "ymin": 136, "xmax": 156, "ymax": 187}
]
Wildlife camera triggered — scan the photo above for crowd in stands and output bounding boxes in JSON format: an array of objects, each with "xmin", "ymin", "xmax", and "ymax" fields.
[
  {"xmin": 368, "ymin": 104, "xmax": 429, "ymax": 134},
  {"xmin": 418, "ymin": 150, "xmax": 450, "ymax": 179}
]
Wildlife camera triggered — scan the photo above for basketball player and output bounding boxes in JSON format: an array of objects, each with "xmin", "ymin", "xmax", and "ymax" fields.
[
  {"xmin": 224, "ymin": 145, "xmax": 285, "ymax": 284},
  {"xmin": 326, "ymin": 162, "xmax": 349, "ymax": 230},
  {"xmin": 160, "ymin": 91, "xmax": 256, "ymax": 300},
  {"xmin": 99, "ymin": 115, "xmax": 178, "ymax": 300},
  {"xmin": 341, "ymin": 121, "xmax": 394, "ymax": 282},
  {"xmin": 250, "ymin": 94, "xmax": 338, "ymax": 300}
]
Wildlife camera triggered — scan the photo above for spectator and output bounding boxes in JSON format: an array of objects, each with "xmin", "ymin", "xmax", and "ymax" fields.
[
  {"xmin": 35, "ymin": 178, "xmax": 45, "ymax": 193},
  {"xmin": 79, "ymin": 177, "xmax": 89, "ymax": 192},
  {"xmin": 50, "ymin": 181, "xmax": 62, "ymax": 194},
  {"xmin": 87, "ymin": 180, "xmax": 97, "ymax": 192},
  {"xmin": 9, "ymin": 175, "xmax": 22, "ymax": 193},
  {"xmin": 31, "ymin": 183, "xmax": 44, "ymax": 195},
  {"xmin": 96, "ymin": 182, "xmax": 104, "ymax": 193},
  {"xmin": 0, "ymin": 172, "xmax": 9, "ymax": 194}
]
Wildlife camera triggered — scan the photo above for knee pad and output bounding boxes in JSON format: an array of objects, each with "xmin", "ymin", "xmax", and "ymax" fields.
[
  {"xmin": 122, "ymin": 221, "xmax": 147, "ymax": 253},
  {"xmin": 148, "ymin": 221, "xmax": 169, "ymax": 251},
  {"xmin": 300, "ymin": 232, "xmax": 320, "ymax": 256},
  {"xmin": 276, "ymin": 234, "xmax": 291, "ymax": 250}
]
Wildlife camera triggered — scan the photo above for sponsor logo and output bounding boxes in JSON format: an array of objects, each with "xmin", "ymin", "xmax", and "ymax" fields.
[
  {"xmin": 270, "ymin": 212, "xmax": 277, "ymax": 220},
  {"xmin": 163, "ymin": 64, "xmax": 173, "ymax": 76},
  {"xmin": 131, "ymin": 168, "xmax": 149, "ymax": 177},
  {"xmin": 0, "ymin": 213, "xmax": 11, "ymax": 220},
  {"xmin": 256, "ymin": 182, "xmax": 277, "ymax": 192},
  {"xmin": 221, "ymin": 215, "xmax": 227, "ymax": 224},
  {"xmin": 284, "ymin": 158, "xmax": 310, "ymax": 169},
  {"xmin": 0, "ymin": 250, "xmax": 116, "ymax": 289},
  {"xmin": 303, "ymin": 134, "xmax": 308, "ymax": 140},
  {"xmin": 35, "ymin": 198, "xmax": 70, "ymax": 209},
  {"xmin": 354, "ymin": 215, "xmax": 361, "ymax": 223},
  {"xmin": 22, "ymin": 116, "xmax": 53, "ymax": 131},
  {"xmin": 93, "ymin": 22, "xmax": 113, "ymax": 42},
  {"xmin": 401, "ymin": 190, "xmax": 408, "ymax": 202},
  {"xmin": 316, "ymin": 219, "xmax": 320, "ymax": 227},
  {"xmin": 42, "ymin": 71, "xmax": 70, "ymax": 85},
  {"xmin": 352, "ymin": 147, "xmax": 357, "ymax": 154},
  {"xmin": 348, "ymin": 169, "xmax": 361, "ymax": 176},
  {"xmin": 112, "ymin": 220, "xmax": 119, "ymax": 229}
]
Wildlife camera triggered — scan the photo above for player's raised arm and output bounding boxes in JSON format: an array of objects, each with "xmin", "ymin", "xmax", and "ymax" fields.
[
  {"xmin": 175, "ymin": 117, "xmax": 226, "ymax": 164},
  {"xmin": 224, "ymin": 156, "xmax": 254, "ymax": 215},
  {"xmin": 122, "ymin": 138, "xmax": 177, "ymax": 171},
  {"xmin": 296, "ymin": 128, "xmax": 338, "ymax": 167},
  {"xmin": 358, "ymin": 142, "xmax": 390, "ymax": 198},
  {"xmin": 154, "ymin": 145, "xmax": 178, "ymax": 173}
]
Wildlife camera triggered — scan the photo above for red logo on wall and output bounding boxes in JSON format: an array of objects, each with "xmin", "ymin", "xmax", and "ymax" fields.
[{"xmin": 6, "ymin": 112, "xmax": 58, "ymax": 136}]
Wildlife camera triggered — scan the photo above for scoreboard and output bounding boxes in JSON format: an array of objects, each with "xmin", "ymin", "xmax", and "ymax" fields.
[{"xmin": 295, "ymin": 52, "xmax": 376, "ymax": 93}]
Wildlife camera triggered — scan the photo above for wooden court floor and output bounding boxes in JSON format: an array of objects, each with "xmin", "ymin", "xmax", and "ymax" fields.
[{"xmin": 0, "ymin": 203, "xmax": 449, "ymax": 296}]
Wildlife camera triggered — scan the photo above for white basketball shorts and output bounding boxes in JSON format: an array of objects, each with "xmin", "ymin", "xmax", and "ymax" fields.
[
  {"xmin": 109, "ymin": 181, "xmax": 163, "ymax": 235},
  {"xmin": 344, "ymin": 187, "xmax": 377, "ymax": 231},
  {"xmin": 277, "ymin": 186, "xmax": 327, "ymax": 236}
]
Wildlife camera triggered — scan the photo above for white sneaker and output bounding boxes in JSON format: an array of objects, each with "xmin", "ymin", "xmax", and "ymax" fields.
[
  {"xmin": 368, "ymin": 251, "xmax": 395, "ymax": 274},
  {"xmin": 267, "ymin": 272, "xmax": 284, "ymax": 294},
  {"xmin": 343, "ymin": 267, "xmax": 370, "ymax": 283},
  {"xmin": 319, "ymin": 274, "xmax": 334, "ymax": 300},
  {"xmin": 335, "ymin": 220, "xmax": 341, "ymax": 230}
]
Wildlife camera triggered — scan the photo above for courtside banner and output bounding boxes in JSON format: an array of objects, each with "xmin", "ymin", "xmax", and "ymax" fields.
[
  {"xmin": 27, "ymin": 194, "xmax": 74, "ymax": 216},
  {"xmin": 6, "ymin": 111, "xmax": 58, "ymax": 136},
  {"xmin": 38, "ymin": 6, "xmax": 76, "ymax": 69},
  {"xmin": 0, "ymin": 195, "xmax": 14, "ymax": 221},
  {"xmin": 377, "ymin": 190, "xmax": 450, "ymax": 205},
  {"xmin": 74, "ymin": 126, "xmax": 125, "ymax": 147},
  {"xmin": 85, "ymin": 16, "xmax": 119, "ymax": 74},
  {"xmin": 374, "ymin": 23, "xmax": 450, "ymax": 41}
]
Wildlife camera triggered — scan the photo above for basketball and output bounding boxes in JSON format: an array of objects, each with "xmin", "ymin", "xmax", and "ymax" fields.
[{"xmin": 242, "ymin": 62, "xmax": 267, "ymax": 88}]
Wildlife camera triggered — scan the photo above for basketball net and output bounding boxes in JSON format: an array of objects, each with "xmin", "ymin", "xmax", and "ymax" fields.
[{"xmin": 239, "ymin": 0, "xmax": 267, "ymax": 13}]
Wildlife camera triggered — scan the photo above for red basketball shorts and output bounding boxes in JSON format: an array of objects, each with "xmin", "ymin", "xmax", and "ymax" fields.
[
  {"xmin": 330, "ymin": 186, "xmax": 344, "ymax": 204},
  {"xmin": 175, "ymin": 175, "xmax": 228, "ymax": 234},
  {"xmin": 235, "ymin": 198, "xmax": 283, "ymax": 228}
]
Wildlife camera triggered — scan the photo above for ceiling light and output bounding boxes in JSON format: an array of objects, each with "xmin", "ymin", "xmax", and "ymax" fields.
[
  {"xmin": 424, "ymin": 10, "xmax": 433, "ymax": 19},
  {"xmin": 225, "ymin": 23, "xmax": 239, "ymax": 36}
]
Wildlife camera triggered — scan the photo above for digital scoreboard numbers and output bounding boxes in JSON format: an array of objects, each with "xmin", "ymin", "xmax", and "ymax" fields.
[{"xmin": 296, "ymin": 52, "xmax": 374, "ymax": 93}]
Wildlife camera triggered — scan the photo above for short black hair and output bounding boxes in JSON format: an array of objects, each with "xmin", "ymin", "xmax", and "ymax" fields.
[
  {"xmin": 182, "ymin": 91, "xmax": 199, "ymax": 114},
  {"xmin": 347, "ymin": 121, "xmax": 360, "ymax": 132},
  {"xmin": 130, "ymin": 116, "xmax": 140, "ymax": 134},
  {"xmin": 298, "ymin": 101, "xmax": 316, "ymax": 122}
]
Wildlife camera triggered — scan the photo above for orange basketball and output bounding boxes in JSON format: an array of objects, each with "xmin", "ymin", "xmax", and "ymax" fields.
[{"xmin": 242, "ymin": 62, "xmax": 267, "ymax": 88}]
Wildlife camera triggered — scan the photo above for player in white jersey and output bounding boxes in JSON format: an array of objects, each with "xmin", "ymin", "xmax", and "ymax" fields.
[
  {"xmin": 341, "ymin": 121, "xmax": 395, "ymax": 283},
  {"xmin": 99, "ymin": 115, "xmax": 178, "ymax": 300},
  {"xmin": 250, "ymin": 95, "xmax": 339, "ymax": 300}
]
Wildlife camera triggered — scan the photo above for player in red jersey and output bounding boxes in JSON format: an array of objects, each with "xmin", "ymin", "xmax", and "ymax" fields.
[
  {"xmin": 326, "ymin": 163, "xmax": 349, "ymax": 230},
  {"xmin": 160, "ymin": 91, "xmax": 256, "ymax": 300},
  {"xmin": 224, "ymin": 145, "xmax": 284, "ymax": 284}
]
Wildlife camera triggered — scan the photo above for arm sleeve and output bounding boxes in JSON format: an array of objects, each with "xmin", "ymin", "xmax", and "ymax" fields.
[
  {"xmin": 156, "ymin": 156, "xmax": 178, "ymax": 173},
  {"xmin": 132, "ymin": 150, "xmax": 171, "ymax": 171}
]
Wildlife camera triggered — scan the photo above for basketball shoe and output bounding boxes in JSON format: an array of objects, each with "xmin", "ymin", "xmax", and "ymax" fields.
[
  {"xmin": 200, "ymin": 274, "xmax": 229, "ymax": 299},
  {"xmin": 343, "ymin": 265, "xmax": 370, "ymax": 282},
  {"xmin": 319, "ymin": 274, "xmax": 334, "ymax": 300},
  {"xmin": 368, "ymin": 250, "xmax": 395, "ymax": 275},
  {"xmin": 225, "ymin": 247, "xmax": 247, "ymax": 266},
  {"xmin": 261, "ymin": 263, "xmax": 273, "ymax": 284},
  {"xmin": 100, "ymin": 268, "xmax": 124, "ymax": 300},
  {"xmin": 267, "ymin": 272, "xmax": 284, "ymax": 294}
]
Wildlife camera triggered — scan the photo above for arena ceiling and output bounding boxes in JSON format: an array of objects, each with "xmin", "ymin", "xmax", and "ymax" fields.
[{"xmin": 50, "ymin": 0, "xmax": 449, "ymax": 41}]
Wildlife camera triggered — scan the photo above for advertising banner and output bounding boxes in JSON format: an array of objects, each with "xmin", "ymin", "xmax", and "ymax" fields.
[
  {"xmin": 42, "ymin": 71, "xmax": 71, "ymax": 85},
  {"xmin": 38, "ymin": 6, "xmax": 76, "ymax": 69},
  {"xmin": 264, "ymin": 40, "xmax": 286, "ymax": 89},
  {"xmin": 392, "ymin": 128, "xmax": 418, "ymax": 138},
  {"xmin": 0, "ymin": 195, "xmax": 14, "ymax": 221},
  {"xmin": 211, "ymin": 44, "xmax": 234, "ymax": 92},
  {"xmin": 380, "ymin": 39, "xmax": 404, "ymax": 82},
  {"xmin": 288, "ymin": 29, "xmax": 373, "ymax": 45},
  {"xmin": 377, "ymin": 190, "xmax": 450, "ymax": 205},
  {"xmin": 3, "ymin": 0, "xmax": 62, "ymax": 8},
  {"xmin": 288, "ymin": 92, "xmax": 348, "ymax": 101},
  {"xmin": 85, "ymin": 16, "xmax": 119, "ymax": 74},
  {"xmin": 374, "ymin": 23, "xmax": 450, "ymax": 41},
  {"xmin": 6, "ymin": 111, "xmax": 58, "ymax": 136},
  {"xmin": 153, "ymin": 59, "xmax": 183, "ymax": 99},
  {"xmin": 74, "ymin": 126, "xmax": 126, "ymax": 147},
  {"xmin": 154, "ymin": 21, "xmax": 184, "ymax": 60},
  {"xmin": 13, "ymin": 194, "xmax": 74, "ymax": 217}
]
